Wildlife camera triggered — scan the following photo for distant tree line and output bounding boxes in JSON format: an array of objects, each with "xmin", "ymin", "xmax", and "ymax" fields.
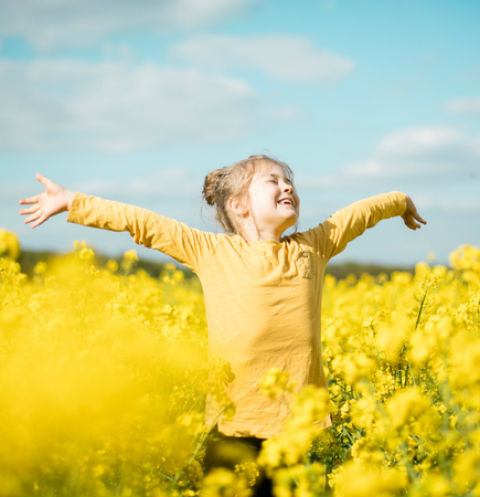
[{"xmin": 18, "ymin": 249, "xmax": 413, "ymax": 281}]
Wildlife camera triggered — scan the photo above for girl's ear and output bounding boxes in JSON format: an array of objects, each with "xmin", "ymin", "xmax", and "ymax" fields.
[{"xmin": 227, "ymin": 197, "xmax": 248, "ymax": 217}]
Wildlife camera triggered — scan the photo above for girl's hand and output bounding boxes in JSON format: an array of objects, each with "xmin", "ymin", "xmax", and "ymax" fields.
[
  {"xmin": 402, "ymin": 195, "xmax": 426, "ymax": 230},
  {"xmin": 18, "ymin": 173, "xmax": 76, "ymax": 228}
]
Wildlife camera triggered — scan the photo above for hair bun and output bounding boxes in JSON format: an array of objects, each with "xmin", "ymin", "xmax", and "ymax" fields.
[{"xmin": 202, "ymin": 168, "xmax": 225, "ymax": 206}]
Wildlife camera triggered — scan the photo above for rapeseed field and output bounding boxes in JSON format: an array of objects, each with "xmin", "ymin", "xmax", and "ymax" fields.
[{"xmin": 1, "ymin": 229, "xmax": 479, "ymax": 497}]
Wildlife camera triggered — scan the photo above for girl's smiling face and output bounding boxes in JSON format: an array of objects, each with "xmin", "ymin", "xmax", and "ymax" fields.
[{"xmin": 240, "ymin": 160, "xmax": 300, "ymax": 241}]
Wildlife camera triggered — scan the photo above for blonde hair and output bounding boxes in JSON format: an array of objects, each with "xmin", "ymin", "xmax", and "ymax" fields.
[{"xmin": 202, "ymin": 154, "xmax": 294, "ymax": 234}]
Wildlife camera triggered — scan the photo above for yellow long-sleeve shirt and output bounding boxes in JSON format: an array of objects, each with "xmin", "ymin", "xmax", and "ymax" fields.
[{"xmin": 67, "ymin": 191, "xmax": 407, "ymax": 438}]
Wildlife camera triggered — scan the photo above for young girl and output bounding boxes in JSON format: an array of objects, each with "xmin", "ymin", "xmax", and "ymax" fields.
[{"xmin": 19, "ymin": 154, "xmax": 425, "ymax": 496}]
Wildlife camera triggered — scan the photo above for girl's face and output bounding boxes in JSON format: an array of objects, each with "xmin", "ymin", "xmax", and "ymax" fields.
[{"xmin": 244, "ymin": 161, "xmax": 300, "ymax": 239}]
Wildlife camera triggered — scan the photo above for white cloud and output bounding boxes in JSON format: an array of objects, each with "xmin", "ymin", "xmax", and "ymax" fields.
[
  {"xmin": 0, "ymin": 0, "xmax": 254, "ymax": 50},
  {"xmin": 296, "ymin": 125, "xmax": 480, "ymax": 204},
  {"xmin": 74, "ymin": 169, "xmax": 199, "ymax": 199},
  {"xmin": 0, "ymin": 58, "xmax": 296, "ymax": 152},
  {"xmin": 169, "ymin": 34, "xmax": 354, "ymax": 84},
  {"xmin": 444, "ymin": 97, "xmax": 480, "ymax": 115},
  {"xmin": 343, "ymin": 126, "xmax": 479, "ymax": 181},
  {"xmin": 101, "ymin": 43, "xmax": 136, "ymax": 61},
  {"xmin": 410, "ymin": 194, "xmax": 480, "ymax": 211}
]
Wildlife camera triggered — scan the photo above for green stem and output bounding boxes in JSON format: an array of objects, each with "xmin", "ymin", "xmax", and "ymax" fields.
[
  {"xmin": 415, "ymin": 284, "xmax": 430, "ymax": 330},
  {"xmin": 169, "ymin": 413, "xmax": 223, "ymax": 492}
]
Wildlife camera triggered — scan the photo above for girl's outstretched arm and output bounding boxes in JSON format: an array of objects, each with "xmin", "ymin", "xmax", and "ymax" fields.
[
  {"xmin": 310, "ymin": 191, "xmax": 426, "ymax": 261},
  {"xmin": 19, "ymin": 173, "xmax": 76, "ymax": 228},
  {"xmin": 19, "ymin": 174, "xmax": 217, "ymax": 272}
]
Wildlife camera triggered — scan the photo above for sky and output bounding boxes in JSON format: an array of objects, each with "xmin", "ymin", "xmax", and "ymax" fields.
[{"xmin": 1, "ymin": 0, "xmax": 479, "ymax": 266}]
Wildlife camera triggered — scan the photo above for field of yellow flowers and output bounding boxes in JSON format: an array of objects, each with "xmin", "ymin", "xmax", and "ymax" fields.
[{"xmin": 0, "ymin": 228, "xmax": 479, "ymax": 497}]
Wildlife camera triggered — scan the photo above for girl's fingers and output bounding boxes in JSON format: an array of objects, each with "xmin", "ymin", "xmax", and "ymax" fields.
[
  {"xmin": 19, "ymin": 205, "xmax": 38, "ymax": 215},
  {"xmin": 404, "ymin": 215, "xmax": 420, "ymax": 230},
  {"xmin": 404, "ymin": 211, "xmax": 426, "ymax": 230},
  {"xmin": 35, "ymin": 172, "xmax": 49, "ymax": 186},
  {"xmin": 30, "ymin": 215, "xmax": 47, "ymax": 229},
  {"xmin": 19, "ymin": 195, "xmax": 40, "ymax": 205},
  {"xmin": 24, "ymin": 211, "xmax": 42, "ymax": 225},
  {"xmin": 415, "ymin": 213, "xmax": 427, "ymax": 225},
  {"xmin": 404, "ymin": 196, "xmax": 426, "ymax": 229},
  {"xmin": 36, "ymin": 172, "xmax": 57, "ymax": 191}
]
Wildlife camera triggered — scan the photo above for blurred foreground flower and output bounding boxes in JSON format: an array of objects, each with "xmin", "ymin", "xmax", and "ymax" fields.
[{"xmin": 0, "ymin": 229, "xmax": 20, "ymax": 260}]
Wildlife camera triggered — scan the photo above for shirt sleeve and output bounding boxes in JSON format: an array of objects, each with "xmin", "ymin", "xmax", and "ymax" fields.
[
  {"xmin": 301, "ymin": 191, "xmax": 408, "ymax": 261},
  {"xmin": 66, "ymin": 193, "xmax": 217, "ymax": 272}
]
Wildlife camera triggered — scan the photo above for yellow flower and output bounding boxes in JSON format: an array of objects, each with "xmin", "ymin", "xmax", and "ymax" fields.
[
  {"xmin": 123, "ymin": 249, "xmax": 139, "ymax": 262},
  {"xmin": 234, "ymin": 461, "xmax": 259, "ymax": 488},
  {"xmin": 427, "ymin": 252, "xmax": 436, "ymax": 263},
  {"xmin": 0, "ymin": 229, "xmax": 20, "ymax": 260},
  {"xmin": 333, "ymin": 460, "xmax": 407, "ymax": 497},
  {"xmin": 259, "ymin": 386, "xmax": 331, "ymax": 469},
  {"xmin": 331, "ymin": 352, "xmax": 375, "ymax": 384},
  {"xmin": 272, "ymin": 463, "xmax": 326, "ymax": 497},
  {"xmin": 259, "ymin": 368, "xmax": 296, "ymax": 400},
  {"xmin": 1, "ymin": 243, "xmax": 480, "ymax": 496},
  {"xmin": 201, "ymin": 468, "xmax": 251, "ymax": 497},
  {"xmin": 449, "ymin": 244, "xmax": 480, "ymax": 271},
  {"xmin": 375, "ymin": 313, "xmax": 410, "ymax": 364},
  {"xmin": 106, "ymin": 259, "xmax": 118, "ymax": 272},
  {"xmin": 385, "ymin": 386, "xmax": 431, "ymax": 428},
  {"xmin": 121, "ymin": 249, "xmax": 139, "ymax": 272},
  {"xmin": 452, "ymin": 449, "xmax": 480, "ymax": 494},
  {"xmin": 409, "ymin": 473, "xmax": 451, "ymax": 497},
  {"xmin": 34, "ymin": 261, "xmax": 48, "ymax": 275}
]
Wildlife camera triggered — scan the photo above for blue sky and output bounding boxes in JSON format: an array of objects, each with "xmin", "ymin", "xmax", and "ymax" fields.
[{"xmin": 1, "ymin": 0, "xmax": 479, "ymax": 266}]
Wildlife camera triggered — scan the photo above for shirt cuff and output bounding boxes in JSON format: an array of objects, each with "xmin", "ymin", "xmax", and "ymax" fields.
[{"xmin": 66, "ymin": 192, "xmax": 88, "ymax": 224}]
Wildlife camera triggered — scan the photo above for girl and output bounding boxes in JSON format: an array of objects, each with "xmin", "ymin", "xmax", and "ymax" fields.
[{"xmin": 19, "ymin": 154, "xmax": 426, "ymax": 496}]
